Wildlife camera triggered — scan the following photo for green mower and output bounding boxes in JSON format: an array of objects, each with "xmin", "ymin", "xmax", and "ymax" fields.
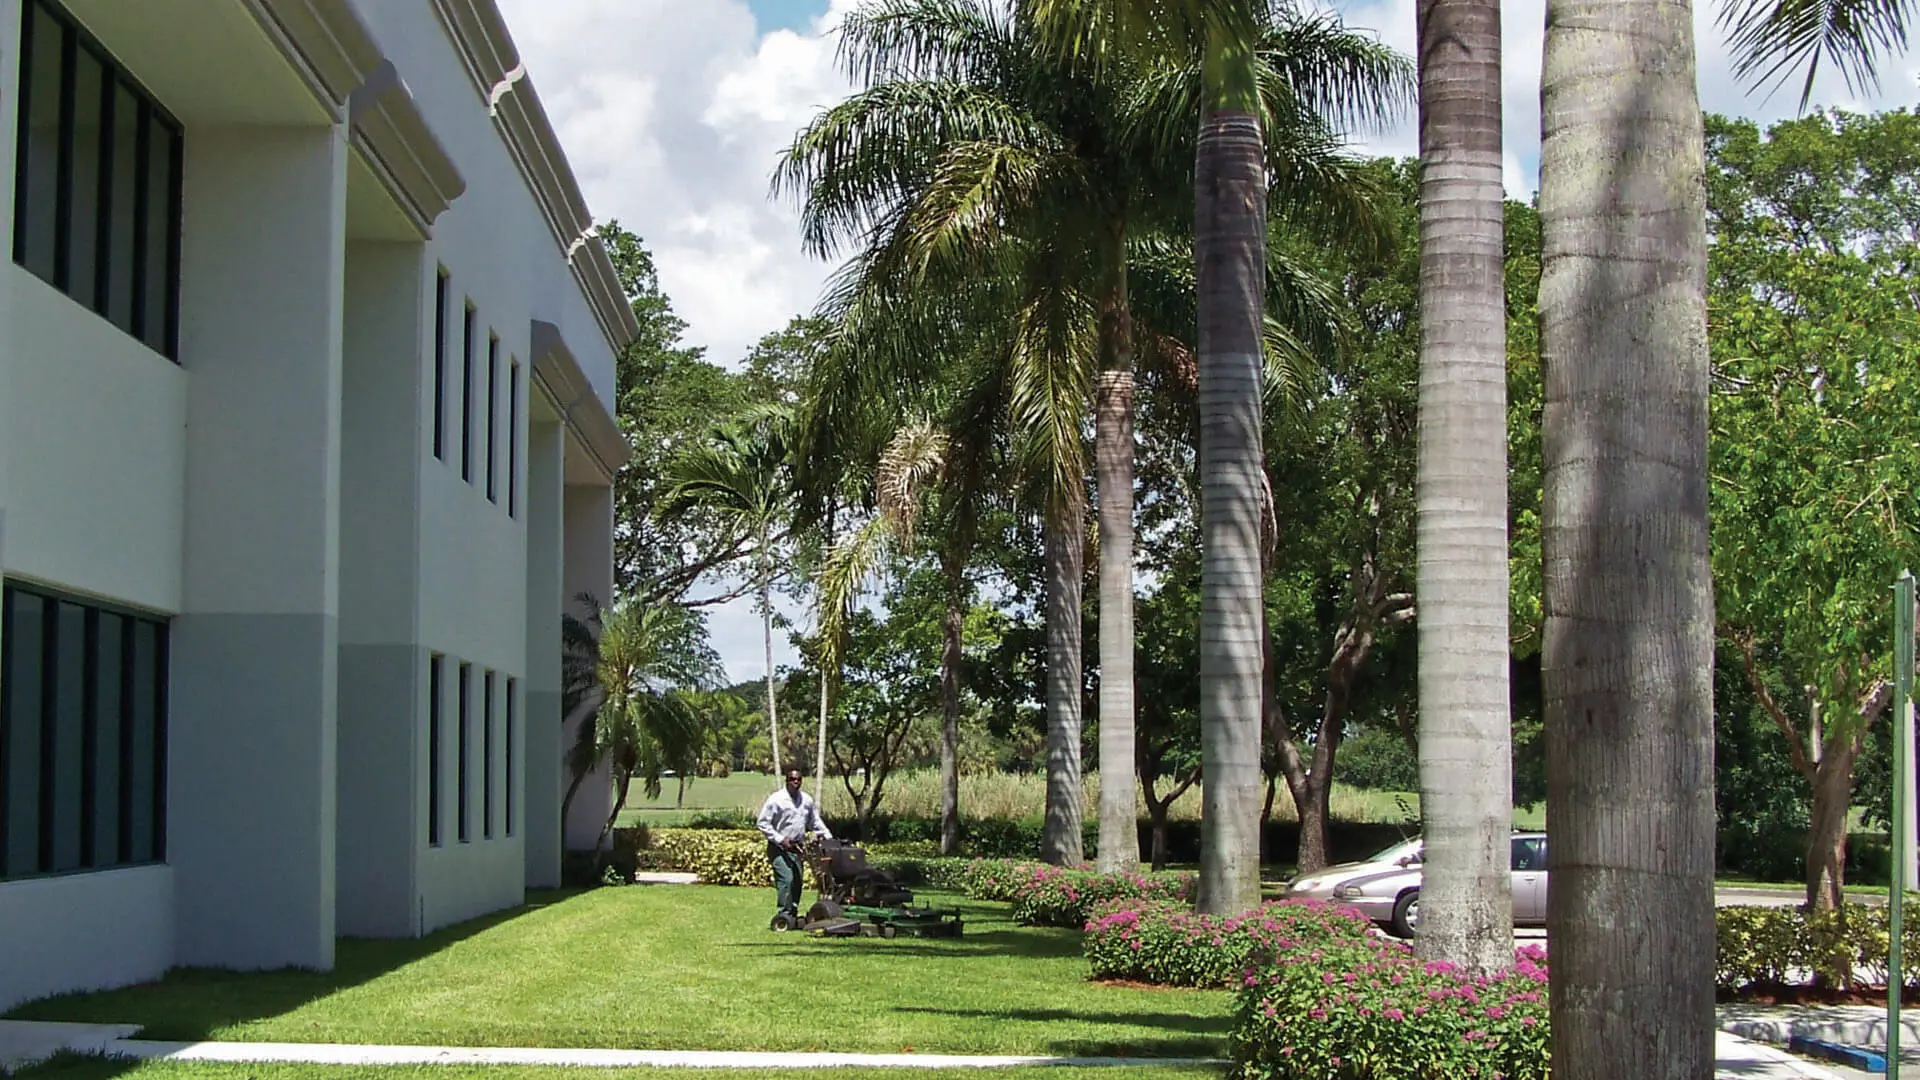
[{"xmin": 770, "ymin": 838, "xmax": 963, "ymax": 939}]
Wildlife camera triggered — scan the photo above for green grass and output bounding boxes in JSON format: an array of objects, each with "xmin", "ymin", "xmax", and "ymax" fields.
[
  {"xmin": 616, "ymin": 769, "xmax": 1547, "ymax": 832},
  {"xmin": 13, "ymin": 1060, "xmax": 1224, "ymax": 1080},
  {"xmin": 8, "ymin": 887, "xmax": 1231, "ymax": 1059}
]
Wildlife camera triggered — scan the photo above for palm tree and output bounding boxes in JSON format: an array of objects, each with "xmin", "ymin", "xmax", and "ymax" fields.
[
  {"xmin": 1411, "ymin": 0, "xmax": 1512, "ymax": 975},
  {"xmin": 1717, "ymin": 0, "xmax": 1918, "ymax": 109},
  {"xmin": 785, "ymin": 0, "xmax": 1407, "ymax": 875},
  {"xmin": 1026, "ymin": 0, "xmax": 1410, "ymax": 914},
  {"xmin": 1538, "ymin": 0, "xmax": 1714, "ymax": 1075},
  {"xmin": 659, "ymin": 409, "xmax": 795, "ymax": 777},
  {"xmin": 559, "ymin": 594, "xmax": 723, "ymax": 846}
]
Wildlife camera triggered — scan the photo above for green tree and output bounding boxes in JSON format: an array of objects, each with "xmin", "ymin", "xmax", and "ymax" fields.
[
  {"xmin": 559, "ymin": 596, "xmax": 723, "ymax": 845},
  {"xmin": 1538, "ymin": 0, "xmax": 1715, "ymax": 1074},
  {"xmin": 1707, "ymin": 109, "xmax": 1920, "ymax": 910},
  {"xmin": 660, "ymin": 410, "xmax": 797, "ymax": 775}
]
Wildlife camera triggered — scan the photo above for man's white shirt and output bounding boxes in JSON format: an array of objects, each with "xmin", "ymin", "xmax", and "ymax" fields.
[{"xmin": 757, "ymin": 787, "xmax": 832, "ymax": 846}]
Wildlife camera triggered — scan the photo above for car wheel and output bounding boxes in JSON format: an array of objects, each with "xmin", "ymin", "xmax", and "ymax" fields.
[{"xmin": 1390, "ymin": 890, "xmax": 1420, "ymax": 939}]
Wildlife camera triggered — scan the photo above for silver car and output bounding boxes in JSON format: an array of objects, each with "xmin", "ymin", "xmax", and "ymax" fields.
[{"xmin": 1286, "ymin": 832, "xmax": 1549, "ymax": 938}]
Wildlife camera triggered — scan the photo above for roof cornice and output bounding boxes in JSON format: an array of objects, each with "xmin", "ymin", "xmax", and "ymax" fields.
[
  {"xmin": 531, "ymin": 320, "xmax": 632, "ymax": 483},
  {"xmin": 432, "ymin": 0, "xmax": 640, "ymax": 357},
  {"xmin": 348, "ymin": 62, "xmax": 466, "ymax": 233}
]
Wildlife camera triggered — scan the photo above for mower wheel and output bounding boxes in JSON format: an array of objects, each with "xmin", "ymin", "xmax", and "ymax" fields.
[
  {"xmin": 880, "ymin": 924, "xmax": 897, "ymax": 939},
  {"xmin": 807, "ymin": 899, "xmax": 845, "ymax": 923},
  {"xmin": 770, "ymin": 913, "xmax": 798, "ymax": 932}
]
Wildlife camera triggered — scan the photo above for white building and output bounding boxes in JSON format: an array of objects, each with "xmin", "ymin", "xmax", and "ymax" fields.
[{"xmin": 0, "ymin": 0, "xmax": 633, "ymax": 1010}]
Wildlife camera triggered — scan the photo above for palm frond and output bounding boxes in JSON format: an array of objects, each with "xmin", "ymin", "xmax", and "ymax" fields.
[
  {"xmin": 838, "ymin": 0, "xmax": 1018, "ymax": 86},
  {"xmin": 1717, "ymin": 0, "xmax": 1916, "ymax": 109},
  {"xmin": 876, "ymin": 418, "xmax": 951, "ymax": 547}
]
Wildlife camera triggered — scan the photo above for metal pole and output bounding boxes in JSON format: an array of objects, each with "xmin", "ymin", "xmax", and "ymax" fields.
[{"xmin": 1892, "ymin": 570, "xmax": 1913, "ymax": 1079}]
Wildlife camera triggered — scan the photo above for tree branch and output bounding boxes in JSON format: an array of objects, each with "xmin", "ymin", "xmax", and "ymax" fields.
[{"xmin": 1734, "ymin": 630, "xmax": 1818, "ymax": 780}]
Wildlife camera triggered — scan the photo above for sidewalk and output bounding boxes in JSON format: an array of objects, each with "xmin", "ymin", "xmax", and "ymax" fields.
[{"xmin": 0, "ymin": 1019, "xmax": 1844, "ymax": 1077}]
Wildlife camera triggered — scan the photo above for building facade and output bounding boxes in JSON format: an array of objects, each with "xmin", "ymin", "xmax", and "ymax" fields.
[{"xmin": 0, "ymin": 0, "xmax": 632, "ymax": 1010}]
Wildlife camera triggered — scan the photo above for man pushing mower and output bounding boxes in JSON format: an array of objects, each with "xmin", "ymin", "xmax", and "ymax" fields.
[{"xmin": 755, "ymin": 768, "xmax": 831, "ymax": 930}]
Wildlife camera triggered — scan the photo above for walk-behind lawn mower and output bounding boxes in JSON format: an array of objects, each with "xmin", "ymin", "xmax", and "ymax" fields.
[{"xmin": 770, "ymin": 838, "xmax": 963, "ymax": 939}]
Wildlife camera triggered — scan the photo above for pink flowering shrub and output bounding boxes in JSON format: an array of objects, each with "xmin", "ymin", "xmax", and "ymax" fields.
[
  {"xmin": 1234, "ymin": 937, "xmax": 1551, "ymax": 1080},
  {"xmin": 1084, "ymin": 897, "xmax": 1376, "ymax": 988},
  {"xmin": 1010, "ymin": 866, "xmax": 1196, "ymax": 927}
]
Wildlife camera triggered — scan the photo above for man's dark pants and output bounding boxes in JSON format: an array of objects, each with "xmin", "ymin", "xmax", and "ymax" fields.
[{"xmin": 769, "ymin": 841, "xmax": 804, "ymax": 918}]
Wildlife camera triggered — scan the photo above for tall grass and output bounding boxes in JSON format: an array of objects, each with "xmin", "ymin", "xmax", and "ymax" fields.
[{"xmin": 816, "ymin": 769, "xmax": 1439, "ymax": 825}]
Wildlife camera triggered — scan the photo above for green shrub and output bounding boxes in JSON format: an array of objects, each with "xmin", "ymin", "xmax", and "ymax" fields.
[
  {"xmin": 1234, "ymin": 939, "xmax": 1551, "ymax": 1080},
  {"xmin": 1084, "ymin": 897, "xmax": 1376, "ymax": 988},
  {"xmin": 1008, "ymin": 866, "xmax": 1196, "ymax": 928},
  {"xmin": 1335, "ymin": 728, "xmax": 1420, "ymax": 792},
  {"xmin": 1715, "ymin": 903, "xmax": 1901, "ymax": 991},
  {"xmin": 637, "ymin": 828, "xmax": 816, "ymax": 889}
]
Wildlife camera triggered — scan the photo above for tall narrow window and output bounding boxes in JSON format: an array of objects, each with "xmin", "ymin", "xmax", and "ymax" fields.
[
  {"xmin": 461, "ymin": 304, "xmax": 476, "ymax": 484},
  {"xmin": 13, "ymin": 0, "xmax": 182, "ymax": 360},
  {"xmin": 427, "ymin": 655, "xmax": 443, "ymax": 846},
  {"xmin": 433, "ymin": 271, "xmax": 449, "ymax": 460},
  {"xmin": 482, "ymin": 670, "xmax": 495, "ymax": 839},
  {"xmin": 486, "ymin": 335, "xmax": 500, "ymax": 504},
  {"xmin": 505, "ymin": 678, "xmax": 517, "ymax": 838},
  {"xmin": 0, "ymin": 583, "xmax": 166, "ymax": 882},
  {"xmin": 508, "ymin": 361, "xmax": 522, "ymax": 518},
  {"xmin": 457, "ymin": 662, "xmax": 471, "ymax": 843}
]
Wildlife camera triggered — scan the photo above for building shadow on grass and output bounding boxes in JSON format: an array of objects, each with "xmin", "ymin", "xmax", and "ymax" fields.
[
  {"xmin": 889, "ymin": 1005, "xmax": 1231, "ymax": 1059},
  {"xmin": 721, "ymin": 928, "xmax": 1086, "ymax": 961},
  {"xmin": 5, "ymin": 888, "xmax": 592, "ymax": 1047}
]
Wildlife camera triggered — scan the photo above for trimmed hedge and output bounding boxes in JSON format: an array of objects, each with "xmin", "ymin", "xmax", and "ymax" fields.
[
  {"xmin": 1084, "ymin": 897, "xmax": 1375, "ymax": 988},
  {"xmin": 631, "ymin": 828, "xmax": 817, "ymax": 889},
  {"xmin": 1716, "ymin": 902, "xmax": 1901, "ymax": 992}
]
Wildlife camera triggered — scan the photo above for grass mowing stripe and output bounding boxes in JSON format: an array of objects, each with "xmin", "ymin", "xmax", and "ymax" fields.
[{"xmin": 14, "ymin": 1055, "xmax": 1228, "ymax": 1080}]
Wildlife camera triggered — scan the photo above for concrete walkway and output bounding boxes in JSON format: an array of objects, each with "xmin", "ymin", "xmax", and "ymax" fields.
[{"xmin": 0, "ymin": 1019, "xmax": 1840, "ymax": 1077}]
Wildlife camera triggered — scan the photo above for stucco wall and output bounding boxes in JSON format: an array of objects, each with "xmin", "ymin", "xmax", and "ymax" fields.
[{"xmin": 0, "ymin": 866, "xmax": 173, "ymax": 1012}]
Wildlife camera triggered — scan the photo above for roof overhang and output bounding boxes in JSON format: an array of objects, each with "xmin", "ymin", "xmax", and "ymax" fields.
[{"xmin": 531, "ymin": 320, "xmax": 630, "ymax": 484}]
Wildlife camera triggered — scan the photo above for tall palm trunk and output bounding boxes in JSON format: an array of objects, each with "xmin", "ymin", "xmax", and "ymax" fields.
[
  {"xmin": 1041, "ymin": 499, "xmax": 1086, "ymax": 865},
  {"xmin": 1540, "ymin": 0, "xmax": 1714, "ymax": 1075},
  {"xmin": 1195, "ymin": 24, "xmax": 1267, "ymax": 916},
  {"xmin": 940, "ymin": 548, "xmax": 967, "ymax": 855},
  {"xmin": 1412, "ymin": 0, "xmax": 1512, "ymax": 976},
  {"xmin": 817, "ymin": 506, "xmax": 836, "ymax": 804},
  {"xmin": 1095, "ymin": 225, "xmax": 1140, "ymax": 873},
  {"xmin": 761, "ymin": 526, "xmax": 781, "ymax": 778}
]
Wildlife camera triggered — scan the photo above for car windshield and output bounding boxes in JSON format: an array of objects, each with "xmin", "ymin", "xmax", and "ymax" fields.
[{"xmin": 1368, "ymin": 838, "xmax": 1422, "ymax": 864}]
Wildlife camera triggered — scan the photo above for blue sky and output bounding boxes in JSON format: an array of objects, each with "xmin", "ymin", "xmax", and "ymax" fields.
[{"xmin": 747, "ymin": 0, "xmax": 832, "ymax": 34}]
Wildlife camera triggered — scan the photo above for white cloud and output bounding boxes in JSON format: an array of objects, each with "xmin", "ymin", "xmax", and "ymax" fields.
[{"xmin": 498, "ymin": 0, "xmax": 1914, "ymax": 680}]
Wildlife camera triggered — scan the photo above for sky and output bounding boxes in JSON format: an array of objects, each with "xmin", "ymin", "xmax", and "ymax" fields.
[{"xmin": 491, "ymin": 0, "xmax": 1919, "ymax": 684}]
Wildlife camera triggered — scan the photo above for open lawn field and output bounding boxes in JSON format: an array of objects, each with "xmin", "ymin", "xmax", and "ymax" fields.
[
  {"xmin": 618, "ymin": 769, "xmax": 1549, "ymax": 831},
  {"xmin": 15, "ymin": 1062, "xmax": 1223, "ymax": 1080},
  {"xmin": 8, "ymin": 886, "xmax": 1232, "ymax": 1060}
]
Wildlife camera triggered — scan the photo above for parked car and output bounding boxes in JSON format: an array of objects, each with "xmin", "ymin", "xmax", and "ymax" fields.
[{"xmin": 1285, "ymin": 831, "xmax": 1549, "ymax": 938}]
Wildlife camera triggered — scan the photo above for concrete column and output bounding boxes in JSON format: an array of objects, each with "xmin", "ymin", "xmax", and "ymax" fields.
[
  {"xmin": 170, "ymin": 126, "xmax": 347, "ymax": 971},
  {"xmin": 561, "ymin": 477, "xmax": 613, "ymax": 851},
  {"xmin": 336, "ymin": 241, "xmax": 428, "ymax": 936},
  {"xmin": 522, "ymin": 419, "xmax": 563, "ymax": 887}
]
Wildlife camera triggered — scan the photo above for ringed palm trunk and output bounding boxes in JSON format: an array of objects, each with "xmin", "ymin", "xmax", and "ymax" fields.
[
  {"xmin": 1412, "ymin": 0, "xmax": 1513, "ymax": 976},
  {"xmin": 1195, "ymin": 24, "xmax": 1267, "ymax": 916},
  {"xmin": 761, "ymin": 533, "xmax": 781, "ymax": 778},
  {"xmin": 1095, "ymin": 228, "xmax": 1141, "ymax": 874},
  {"xmin": 940, "ymin": 549, "xmax": 967, "ymax": 856},
  {"xmin": 1540, "ymin": 0, "xmax": 1715, "ymax": 1075},
  {"xmin": 1041, "ymin": 498, "xmax": 1086, "ymax": 866}
]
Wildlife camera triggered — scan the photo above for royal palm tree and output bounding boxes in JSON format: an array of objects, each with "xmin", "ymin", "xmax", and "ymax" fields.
[
  {"xmin": 1411, "ymin": 0, "xmax": 1512, "ymax": 976},
  {"xmin": 785, "ymin": 0, "xmax": 1406, "ymax": 874},
  {"xmin": 659, "ymin": 409, "xmax": 795, "ymax": 776},
  {"xmin": 1025, "ymin": 0, "xmax": 1407, "ymax": 912},
  {"xmin": 1539, "ymin": 0, "xmax": 1713, "ymax": 1076},
  {"xmin": 1718, "ymin": 0, "xmax": 1918, "ymax": 109}
]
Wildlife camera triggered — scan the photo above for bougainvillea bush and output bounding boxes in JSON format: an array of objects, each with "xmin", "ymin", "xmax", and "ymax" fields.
[
  {"xmin": 1234, "ymin": 938, "xmax": 1551, "ymax": 1080},
  {"xmin": 947, "ymin": 859, "xmax": 1195, "ymax": 926},
  {"xmin": 1084, "ymin": 897, "xmax": 1376, "ymax": 989}
]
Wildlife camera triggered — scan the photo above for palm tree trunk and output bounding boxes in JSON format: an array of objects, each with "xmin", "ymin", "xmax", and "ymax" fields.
[
  {"xmin": 1413, "ymin": 0, "xmax": 1513, "ymax": 978},
  {"xmin": 1095, "ymin": 229, "xmax": 1140, "ymax": 874},
  {"xmin": 1540, "ymin": 0, "xmax": 1714, "ymax": 1074},
  {"xmin": 1195, "ymin": 25, "xmax": 1266, "ymax": 917},
  {"xmin": 1041, "ymin": 498, "xmax": 1085, "ymax": 866},
  {"xmin": 940, "ymin": 553, "xmax": 966, "ymax": 856},
  {"xmin": 761, "ymin": 532, "xmax": 781, "ymax": 778},
  {"xmin": 817, "ymin": 507, "xmax": 836, "ymax": 806}
]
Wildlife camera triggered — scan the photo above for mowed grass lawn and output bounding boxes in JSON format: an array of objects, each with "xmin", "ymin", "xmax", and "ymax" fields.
[
  {"xmin": 8, "ymin": 886, "xmax": 1232, "ymax": 1059},
  {"xmin": 18, "ymin": 1062, "xmax": 1223, "ymax": 1080}
]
